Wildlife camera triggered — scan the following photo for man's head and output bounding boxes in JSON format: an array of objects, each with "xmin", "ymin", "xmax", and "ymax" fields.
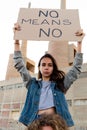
[{"xmin": 27, "ymin": 114, "xmax": 69, "ymax": 130}]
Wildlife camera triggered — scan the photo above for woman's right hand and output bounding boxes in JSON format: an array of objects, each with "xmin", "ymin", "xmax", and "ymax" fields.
[
  {"xmin": 13, "ymin": 23, "xmax": 21, "ymax": 34},
  {"xmin": 13, "ymin": 23, "xmax": 21, "ymax": 51}
]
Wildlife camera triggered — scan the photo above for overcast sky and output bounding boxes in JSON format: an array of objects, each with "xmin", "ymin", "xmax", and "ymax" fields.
[{"xmin": 0, "ymin": 0, "xmax": 87, "ymax": 81}]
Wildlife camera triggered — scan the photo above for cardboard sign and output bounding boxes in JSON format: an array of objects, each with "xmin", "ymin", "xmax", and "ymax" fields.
[{"xmin": 14, "ymin": 8, "xmax": 82, "ymax": 41}]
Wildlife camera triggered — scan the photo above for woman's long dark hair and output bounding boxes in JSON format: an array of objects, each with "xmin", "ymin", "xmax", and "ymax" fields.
[{"xmin": 38, "ymin": 53, "xmax": 66, "ymax": 93}]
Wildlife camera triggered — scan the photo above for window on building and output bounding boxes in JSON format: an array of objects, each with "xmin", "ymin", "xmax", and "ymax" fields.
[
  {"xmin": 79, "ymin": 72, "xmax": 87, "ymax": 78},
  {"xmin": 74, "ymin": 99, "xmax": 87, "ymax": 106},
  {"xmin": 10, "ymin": 110, "xmax": 20, "ymax": 120},
  {"xmin": 67, "ymin": 100, "xmax": 72, "ymax": 106},
  {"xmin": 75, "ymin": 126, "xmax": 87, "ymax": 130}
]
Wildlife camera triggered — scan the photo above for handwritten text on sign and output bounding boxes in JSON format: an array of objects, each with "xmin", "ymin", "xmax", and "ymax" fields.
[{"xmin": 14, "ymin": 8, "xmax": 81, "ymax": 41}]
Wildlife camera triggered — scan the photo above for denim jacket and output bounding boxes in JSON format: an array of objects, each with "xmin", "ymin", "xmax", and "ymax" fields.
[{"xmin": 13, "ymin": 51, "xmax": 83, "ymax": 127}]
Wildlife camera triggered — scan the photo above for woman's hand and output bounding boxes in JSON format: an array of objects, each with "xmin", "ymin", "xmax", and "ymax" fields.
[
  {"xmin": 75, "ymin": 29, "xmax": 85, "ymax": 42},
  {"xmin": 13, "ymin": 23, "xmax": 21, "ymax": 51},
  {"xmin": 75, "ymin": 29, "xmax": 85, "ymax": 53},
  {"xmin": 13, "ymin": 23, "xmax": 21, "ymax": 33}
]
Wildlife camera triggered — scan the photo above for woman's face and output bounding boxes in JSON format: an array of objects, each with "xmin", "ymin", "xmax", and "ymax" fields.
[
  {"xmin": 39, "ymin": 57, "xmax": 53, "ymax": 80},
  {"xmin": 42, "ymin": 126, "xmax": 53, "ymax": 130}
]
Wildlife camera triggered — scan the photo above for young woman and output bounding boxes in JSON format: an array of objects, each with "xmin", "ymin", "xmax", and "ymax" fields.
[
  {"xmin": 13, "ymin": 23, "xmax": 85, "ymax": 127},
  {"xmin": 27, "ymin": 114, "xmax": 69, "ymax": 130}
]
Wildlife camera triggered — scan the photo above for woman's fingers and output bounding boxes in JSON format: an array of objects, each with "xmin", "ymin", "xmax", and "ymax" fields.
[
  {"xmin": 75, "ymin": 29, "xmax": 84, "ymax": 36},
  {"xmin": 13, "ymin": 23, "xmax": 21, "ymax": 33},
  {"xmin": 75, "ymin": 29, "xmax": 85, "ymax": 43}
]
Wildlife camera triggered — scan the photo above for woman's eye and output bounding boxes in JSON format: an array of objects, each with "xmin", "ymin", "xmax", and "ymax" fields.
[
  {"xmin": 41, "ymin": 63, "xmax": 53, "ymax": 67},
  {"xmin": 42, "ymin": 63, "xmax": 46, "ymax": 66},
  {"xmin": 48, "ymin": 64, "xmax": 53, "ymax": 67}
]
